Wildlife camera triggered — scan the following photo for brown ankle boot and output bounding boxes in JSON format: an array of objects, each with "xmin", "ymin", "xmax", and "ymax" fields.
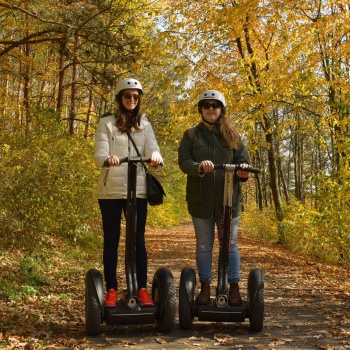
[
  {"xmin": 195, "ymin": 281, "xmax": 210, "ymax": 305},
  {"xmin": 229, "ymin": 282, "xmax": 242, "ymax": 306}
]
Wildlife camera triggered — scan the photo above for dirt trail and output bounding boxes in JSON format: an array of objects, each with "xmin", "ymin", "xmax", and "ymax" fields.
[{"xmin": 87, "ymin": 224, "xmax": 350, "ymax": 350}]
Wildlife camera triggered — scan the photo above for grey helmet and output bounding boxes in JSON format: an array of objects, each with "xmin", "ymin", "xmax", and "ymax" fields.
[{"xmin": 198, "ymin": 90, "xmax": 226, "ymax": 107}]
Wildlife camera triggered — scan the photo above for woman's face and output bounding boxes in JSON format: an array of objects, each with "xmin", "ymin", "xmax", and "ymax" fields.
[
  {"xmin": 121, "ymin": 89, "xmax": 140, "ymax": 111},
  {"xmin": 200, "ymin": 99, "xmax": 222, "ymax": 124}
]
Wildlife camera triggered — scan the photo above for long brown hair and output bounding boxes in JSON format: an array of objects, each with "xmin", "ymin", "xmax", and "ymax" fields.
[
  {"xmin": 219, "ymin": 115, "xmax": 240, "ymax": 150},
  {"xmin": 199, "ymin": 102, "xmax": 240, "ymax": 150},
  {"xmin": 115, "ymin": 92, "xmax": 142, "ymax": 133}
]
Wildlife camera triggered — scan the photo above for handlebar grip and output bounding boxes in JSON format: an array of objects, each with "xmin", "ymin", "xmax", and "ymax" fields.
[
  {"xmin": 236, "ymin": 165, "xmax": 260, "ymax": 174},
  {"xmin": 103, "ymin": 157, "xmax": 163, "ymax": 167},
  {"xmin": 119, "ymin": 157, "xmax": 129, "ymax": 164},
  {"xmin": 102, "ymin": 157, "xmax": 132, "ymax": 167},
  {"xmin": 212, "ymin": 164, "xmax": 260, "ymax": 173}
]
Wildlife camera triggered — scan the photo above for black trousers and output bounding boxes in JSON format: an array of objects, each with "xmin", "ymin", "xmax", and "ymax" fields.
[{"xmin": 98, "ymin": 198, "xmax": 148, "ymax": 291}]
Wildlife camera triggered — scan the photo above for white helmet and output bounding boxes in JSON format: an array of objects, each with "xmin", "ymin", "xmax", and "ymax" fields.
[
  {"xmin": 115, "ymin": 78, "xmax": 143, "ymax": 95},
  {"xmin": 198, "ymin": 90, "xmax": 226, "ymax": 107}
]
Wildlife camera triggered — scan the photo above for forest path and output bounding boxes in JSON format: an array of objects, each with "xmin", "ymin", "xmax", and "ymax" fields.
[
  {"xmin": 2, "ymin": 224, "xmax": 350, "ymax": 349},
  {"xmin": 88, "ymin": 224, "xmax": 350, "ymax": 350}
]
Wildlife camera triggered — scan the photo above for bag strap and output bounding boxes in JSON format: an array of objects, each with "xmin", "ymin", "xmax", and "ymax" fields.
[
  {"xmin": 187, "ymin": 127, "xmax": 195, "ymax": 141},
  {"xmin": 127, "ymin": 132, "xmax": 148, "ymax": 171}
]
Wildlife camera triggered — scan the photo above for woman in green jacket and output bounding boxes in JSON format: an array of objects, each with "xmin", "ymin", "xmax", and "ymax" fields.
[{"xmin": 178, "ymin": 90, "xmax": 250, "ymax": 306}]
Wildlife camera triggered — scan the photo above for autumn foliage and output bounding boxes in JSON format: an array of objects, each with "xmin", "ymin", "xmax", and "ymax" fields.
[{"xmin": 0, "ymin": 0, "xmax": 350, "ymax": 309}]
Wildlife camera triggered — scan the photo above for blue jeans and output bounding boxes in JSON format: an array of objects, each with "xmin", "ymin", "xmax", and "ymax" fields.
[
  {"xmin": 192, "ymin": 214, "xmax": 240, "ymax": 284},
  {"xmin": 98, "ymin": 198, "xmax": 148, "ymax": 291}
]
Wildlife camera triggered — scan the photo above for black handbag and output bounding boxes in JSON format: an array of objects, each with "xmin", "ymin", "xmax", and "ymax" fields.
[
  {"xmin": 145, "ymin": 172, "xmax": 166, "ymax": 206},
  {"xmin": 127, "ymin": 133, "xmax": 166, "ymax": 206}
]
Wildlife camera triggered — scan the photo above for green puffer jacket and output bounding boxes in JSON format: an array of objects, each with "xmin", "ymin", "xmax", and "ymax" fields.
[{"xmin": 178, "ymin": 122, "xmax": 250, "ymax": 219}]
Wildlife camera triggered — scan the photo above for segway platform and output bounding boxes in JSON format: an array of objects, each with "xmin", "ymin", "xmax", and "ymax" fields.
[
  {"xmin": 179, "ymin": 265, "xmax": 264, "ymax": 331},
  {"xmin": 196, "ymin": 300, "xmax": 247, "ymax": 323},
  {"xmin": 85, "ymin": 266, "xmax": 176, "ymax": 335},
  {"xmin": 104, "ymin": 302, "xmax": 158, "ymax": 326}
]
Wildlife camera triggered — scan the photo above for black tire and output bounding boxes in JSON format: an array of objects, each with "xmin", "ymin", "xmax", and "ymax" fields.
[
  {"xmin": 248, "ymin": 268, "xmax": 264, "ymax": 332},
  {"xmin": 153, "ymin": 272, "xmax": 176, "ymax": 332},
  {"xmin": 85, "ymin": 270, "xmax": 103, "ymax": 336},
  {"xmin": 178, "ymin": 269, "xmax": 195, "ymax": 330}
]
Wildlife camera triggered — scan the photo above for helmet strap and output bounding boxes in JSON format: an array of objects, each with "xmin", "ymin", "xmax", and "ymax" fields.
[
  {"xmin": 201, "ymin": 114, "xmax": 224, "ymax": 126},
  {"xmin": 202, "ymin": 116, "xmax": 218, "ymax": 126}
]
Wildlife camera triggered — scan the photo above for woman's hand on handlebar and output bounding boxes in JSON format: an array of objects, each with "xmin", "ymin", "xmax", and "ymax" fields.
[
  {"xmin": 237, "ymin": 163, "xmax": 250, "ymax": 179},
  {"xmin": 105, "ymin": 156, "xmax": 120, "ymax": 166},
  {"xmin": 199, "ymin": 160, "xmax": 215, "ymax": 173},
  {"xmin": 149, "ymin": 152, "xmax": 163, "ymax": 167}
]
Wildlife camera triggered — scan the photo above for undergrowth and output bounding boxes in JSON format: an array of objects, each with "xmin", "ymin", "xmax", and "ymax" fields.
[
  {"xmin": 0, "ymin": 229, "xmax": 103, "ymax": 301},
  {"xmin": 241, "ymin": 204, "xmax": 350, "ymax": 266}
]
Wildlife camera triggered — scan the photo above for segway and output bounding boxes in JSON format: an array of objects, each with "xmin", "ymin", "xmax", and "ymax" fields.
[
  {"xmin": 85, "ymin": 156, "xmax": 176, "ymax": 336},
  {"xmin": 179, "ymin": 164, "xmax": 264, "ymax": 332}
]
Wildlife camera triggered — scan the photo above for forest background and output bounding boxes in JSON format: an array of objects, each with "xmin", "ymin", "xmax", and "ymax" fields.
[{"xmin": 0, "ymin": 0, "xmax": 349, "ymax": 301}]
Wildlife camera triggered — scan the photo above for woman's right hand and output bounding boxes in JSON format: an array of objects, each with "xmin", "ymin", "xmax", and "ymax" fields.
[{"xmin": 106, "ymin": 156, "xmax": 120, "ymax": 166}]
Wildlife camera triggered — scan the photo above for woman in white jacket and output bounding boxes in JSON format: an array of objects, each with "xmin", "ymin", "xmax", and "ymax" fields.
[{"xmin": 94, "ymin": 78, "xmax": 163, "ymax": 307}]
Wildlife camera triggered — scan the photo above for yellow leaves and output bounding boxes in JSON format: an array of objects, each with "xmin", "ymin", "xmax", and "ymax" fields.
[
  {"xmin": 1, "ymin": 143, "xmax": 10, "ymax": 154},
  {"xmin": 161, "ymin": 0, "xmax": 350, "ymax": 135}
]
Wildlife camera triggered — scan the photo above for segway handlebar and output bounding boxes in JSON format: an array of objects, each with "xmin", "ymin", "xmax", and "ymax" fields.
[
  {"xmin": 103, "ymin": 157, "xmax": 163, "ymax": 167},
  {"xmin": 214, "ymin": 164, "xmax": 260, "ymax": 173}
]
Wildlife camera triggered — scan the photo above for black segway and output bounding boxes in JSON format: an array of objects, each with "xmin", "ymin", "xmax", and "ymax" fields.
[
  {"xmin": 179, "ymin": 164, "xmax": 264, "ymax": 332},
  {"xmin": 85, "ymin": 156, "xmax": 176, "ymax": 336}
]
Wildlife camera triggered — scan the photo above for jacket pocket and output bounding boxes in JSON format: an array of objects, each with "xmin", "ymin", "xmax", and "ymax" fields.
[{"xmin": 186, "ymin": 177, "xmax": 203, "ymax": 205}]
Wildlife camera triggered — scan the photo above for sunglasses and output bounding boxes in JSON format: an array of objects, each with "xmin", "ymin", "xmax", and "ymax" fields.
[
  {"xmin": 201, "ymin": 102, "xmax": 221, "ymax": 110},
  {"xmin": 122, "ymin": 93, "xmax": 140, "ymax": 101}
]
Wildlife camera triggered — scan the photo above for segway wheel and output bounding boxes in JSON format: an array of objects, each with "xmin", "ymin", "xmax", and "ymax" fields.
[
  {"xmin": 152, "ymin": 268, "xmax": 176, "ymax": 332},
  {"xmin": 179, "ymin": 267, "xmax": 196, "ymax": 330},
  {"xmin": 247, "ymin": 268, "xmax": 264, "ymax": 332},
  {"xmin": 85, "ymin": 269, "xmax": 104, "ymax": 336}
]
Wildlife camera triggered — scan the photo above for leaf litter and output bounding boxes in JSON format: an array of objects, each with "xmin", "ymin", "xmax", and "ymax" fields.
[{"xmin": 1, "ymin": 224, "xmax": 350, "ymax": 349}]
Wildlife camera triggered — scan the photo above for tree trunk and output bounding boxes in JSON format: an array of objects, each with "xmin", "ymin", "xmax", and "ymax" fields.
[
  {"xmin": 56, "ymin": 41, "xmax": 68, "ymax": 117},
  {"xmin": 85, "ymin": 87, "xmax": 94, "ymax": 139},
  {"xmin": 278, "ymin": 157, "xmax": 289, "ymax": 204},
  {"xmin": 23, "ymin": 1, "xmax": 31, "ymax": 137},
  {"xmin": 264, "ymin": 114, "xmax": 285, "ymax": 243},
  {"xmin": 253, "ymin": 152, "xmax": 263, "ymax": 211},
  {"xmin": 69, "ymin": 34, "xmax": 80, "ymax": 135}
]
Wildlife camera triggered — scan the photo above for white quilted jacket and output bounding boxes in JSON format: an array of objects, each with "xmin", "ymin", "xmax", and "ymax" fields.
[{"xmin": 94, "ymin": 114, "xmax": 162, "ymax": 199}]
